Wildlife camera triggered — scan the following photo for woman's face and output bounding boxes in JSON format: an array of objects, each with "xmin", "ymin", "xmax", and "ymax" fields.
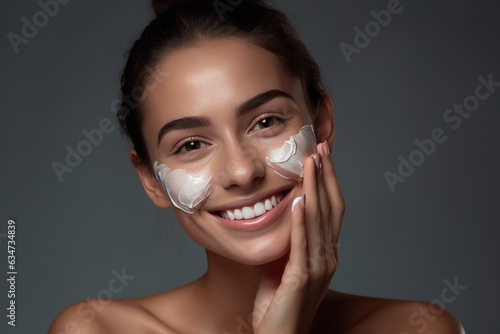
[{"xmin": 138, "ymin": 37, "xmax": 328, "ymax": 265}]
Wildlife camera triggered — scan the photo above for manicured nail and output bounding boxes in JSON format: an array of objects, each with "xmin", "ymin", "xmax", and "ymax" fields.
[
  {"xmin": 312, "ymin": 154, "xmax": 321, "ymax": 169},
  {"xmin": 292, "ymin": 195, "xmax": 305, "ymax": 212},
  {"xmin": 322, "ymin": 141, "xmax": 330, "ymax": 155}
]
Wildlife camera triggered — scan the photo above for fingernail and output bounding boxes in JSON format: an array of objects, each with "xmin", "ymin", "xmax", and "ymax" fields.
[
  {"xmin": 322, "ymin": 141, "xmax": 330, "ymax": 155},
  {"xmin": 312, "ymin": 154, "xmax": 321, "ymax": 169},
  {"xmin": 292, "ymin": 195, "xmax": 305, "ymax": 212}
]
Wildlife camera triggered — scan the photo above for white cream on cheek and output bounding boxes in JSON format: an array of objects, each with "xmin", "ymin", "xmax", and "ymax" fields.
[
  {"xmin": 153, "ymin": 161, "xmax": 212, "ymax": 214},
  {"xmin": 265, "ymin": 124, "xmax": 317, "ymax": 180}
]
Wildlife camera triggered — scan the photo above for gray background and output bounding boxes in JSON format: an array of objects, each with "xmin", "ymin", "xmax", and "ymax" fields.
[{"xmin": 1, "ymin": 0, "xmax": 499, "ymax": 333}]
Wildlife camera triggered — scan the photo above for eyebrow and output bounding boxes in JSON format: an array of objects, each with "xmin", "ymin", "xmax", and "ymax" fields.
[
  {"xmin": 237, "ymin": 89, "xmax": 296, "ymax": 116},
  {"xmin": 157, "ymin": 116, "xmax": 211, "ymax": 145},
  {"xmin": 157, "ymin": 89, "xmax": 295, "ymax": 145}
]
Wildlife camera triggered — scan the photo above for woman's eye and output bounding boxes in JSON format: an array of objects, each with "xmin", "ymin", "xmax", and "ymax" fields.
[
  {"xmin": 177, "ymin": 140, "xmax": 208, "ymax": 153},
  {"xmin": 252, "ymin": 116, "xmax": 283, "ymax": 131}
]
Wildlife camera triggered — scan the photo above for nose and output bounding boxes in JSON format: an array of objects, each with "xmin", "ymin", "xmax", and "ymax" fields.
[{"xmin": 218, "ymin": 139, "xmax": 266, "ymax": 189}]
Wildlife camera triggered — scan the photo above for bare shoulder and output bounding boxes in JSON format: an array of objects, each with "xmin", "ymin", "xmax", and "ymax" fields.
[
  {"xmin": 312, "ymin": 290, "xmax": 465, "ymax": 334},
  {"xmin": 48, "ymin": 297, "xmax": 176, "ymax": 334}
]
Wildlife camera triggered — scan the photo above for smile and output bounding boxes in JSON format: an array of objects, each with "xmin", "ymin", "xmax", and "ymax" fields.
[
  {"xmin": 209, "ymin": 188, "xmax": 293, "ymax": 232},
  {"xmin": 219, "ymin": 192, "xmax": 284, "ymax": 220}
]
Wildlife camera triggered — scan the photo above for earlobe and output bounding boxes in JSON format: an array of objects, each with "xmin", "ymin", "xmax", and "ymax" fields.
[
  {"xmin": 313, "ymin": 91, "xmax": 335, "ymax": 149},
  {"xmin": 130, "ymin": 148, "xmax": 171, "ymax": 209}
]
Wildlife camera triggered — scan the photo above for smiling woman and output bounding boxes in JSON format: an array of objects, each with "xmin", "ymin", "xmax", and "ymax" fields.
[{"xmin": 49, "ymin": 0, "xmax": 464, "ymax": 333}]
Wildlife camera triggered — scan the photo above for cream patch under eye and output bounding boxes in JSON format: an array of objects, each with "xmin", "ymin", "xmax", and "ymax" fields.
[
  {"xmin": 265, "ymin": 124, "xmax": 317, "ymax": 180},
  {"xmin": 154, "ymin": 161, "xmax": 212, "ymax": 214}
]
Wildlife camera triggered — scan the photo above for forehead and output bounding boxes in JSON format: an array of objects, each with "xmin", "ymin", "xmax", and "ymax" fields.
[{"xmin": 142, "ymin": 37, "xmax": 304, "ymax": 124}]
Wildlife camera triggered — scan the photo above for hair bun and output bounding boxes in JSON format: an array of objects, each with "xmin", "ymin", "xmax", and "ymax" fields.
[{"xmin": 151, "ymin": 0, "xmax": 178, "ymax": 17}]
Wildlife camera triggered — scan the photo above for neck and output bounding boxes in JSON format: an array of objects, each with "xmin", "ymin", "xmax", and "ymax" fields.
[{"xmin": 192, "ymin": 249, "xmax": 288, "ymax": 332}]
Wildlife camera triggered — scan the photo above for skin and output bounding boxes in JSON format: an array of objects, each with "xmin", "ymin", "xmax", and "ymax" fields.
[{"xmin": 49, "ymin": 38, "xmax": 465, "ymax": 334}]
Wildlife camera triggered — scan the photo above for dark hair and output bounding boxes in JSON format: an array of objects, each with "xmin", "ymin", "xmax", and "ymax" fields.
[{"xmin": 117, "ymin": 0, "xmax": 324, "ymax": 169}]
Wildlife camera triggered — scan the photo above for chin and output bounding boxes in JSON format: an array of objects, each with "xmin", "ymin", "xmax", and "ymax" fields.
[
  {"xmin": 212, "ymin": 212, "xmax": 294, "ymax": 266},
  {"xmin": 229, "ymin": 233, "xmax": 292, "ymax": 266},
  {"xmin": 174, "ymin": 203, "xmax": 294, "ymax": 266}
]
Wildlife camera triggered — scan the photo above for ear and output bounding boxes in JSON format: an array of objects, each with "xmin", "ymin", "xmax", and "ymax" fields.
[
  {"xmin": 313, "ymin": 91, "xmax": 335, "ymax": 151},
  {"xmin": 130, "ymin": 148, "xmax": 171, "ymax": 209}
]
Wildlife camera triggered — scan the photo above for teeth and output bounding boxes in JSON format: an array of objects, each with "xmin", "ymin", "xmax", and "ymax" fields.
[
  {"xmin": 254, "ymin": 202, "xmax": 266, "ymax": 216},
  {"xmin": 234, "ymin": 209, "xmax": 243, "ymax": 220},
  {"xmin": 220, "ymin": 192, "xmax": 284, "ymax": 221},
  {"xmin": 242, "ymin": 207, "xmax": 256, "ymax": 219}
]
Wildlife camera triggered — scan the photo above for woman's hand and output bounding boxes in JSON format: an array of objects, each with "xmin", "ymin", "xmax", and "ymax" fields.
[{"xmin": 252, "ymin": 141, "xmax": 345, "ymax": 334}]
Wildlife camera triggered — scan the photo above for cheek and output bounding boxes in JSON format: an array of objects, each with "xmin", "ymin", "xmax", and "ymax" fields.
[
  {"xmin": 154, "ymin": 161, "xmax": 212, "ymax": 214},
  {"xmin": 265, "ymin": 125, "xmax": 317, "ymax": 180}
]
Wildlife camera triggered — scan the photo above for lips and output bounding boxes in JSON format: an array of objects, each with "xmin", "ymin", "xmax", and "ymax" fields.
[
  {"xmin": 208, "ymin": 188, "xmax": 293, "ymax": 232},
  {"xmin": 219, "ymin": 193, "xmax": 284, "ymax": 220}
]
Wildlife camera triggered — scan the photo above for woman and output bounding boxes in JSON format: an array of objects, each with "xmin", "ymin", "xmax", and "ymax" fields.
[{"xmin": 50, "ymin": 0, "xmax": 464, "ymax": 333}]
